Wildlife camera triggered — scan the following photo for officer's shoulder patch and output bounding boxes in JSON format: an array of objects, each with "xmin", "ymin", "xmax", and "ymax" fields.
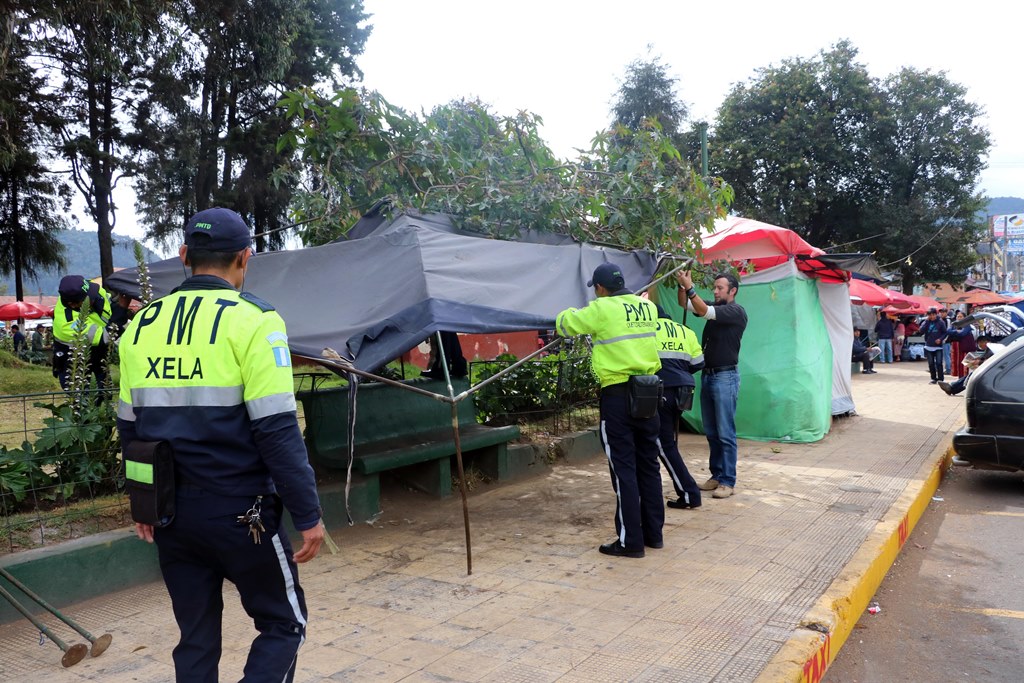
[{"xmin": 239, "ymin": 292, "xmax": 276, "ymax": 312}]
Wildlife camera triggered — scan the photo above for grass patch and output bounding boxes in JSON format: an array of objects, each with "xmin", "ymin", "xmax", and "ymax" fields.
[
  {"xmin": 0, "ymin": 350, "xmax": 60, "ymax": 395},
  {"xmin": 0, "ymin": 493, "xmax": 130, "ymax": 554}
]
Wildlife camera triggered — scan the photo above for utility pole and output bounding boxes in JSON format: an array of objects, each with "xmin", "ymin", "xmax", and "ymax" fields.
[{"xmin": 699, "ymin": 122, "xmax": 708, "ymax": 176}]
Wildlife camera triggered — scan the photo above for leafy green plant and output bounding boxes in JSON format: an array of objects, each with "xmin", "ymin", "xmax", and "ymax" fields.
[{"xmin": 472, "ymin": 344, "xmax": 600, "ymax": 425}]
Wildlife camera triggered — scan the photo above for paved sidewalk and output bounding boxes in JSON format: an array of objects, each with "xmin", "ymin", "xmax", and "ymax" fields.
[{"xmin": 0, "ymin": 362, "xmax": 963, "ymax": 682}]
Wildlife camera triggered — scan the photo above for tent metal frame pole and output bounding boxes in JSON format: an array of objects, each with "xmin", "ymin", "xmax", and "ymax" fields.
[{"xmin": 433, "ymin": 331, "xmax": 474, "ymax": 575}]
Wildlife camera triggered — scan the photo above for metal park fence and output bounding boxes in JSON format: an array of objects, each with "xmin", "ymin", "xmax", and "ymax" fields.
[
  {"xmin": 469, "ymin": 349, "xmax": 601, "ymax": 435},
  {"xmin": 0, "ymin": 389, "xmax": 129, "ymax": 554}
]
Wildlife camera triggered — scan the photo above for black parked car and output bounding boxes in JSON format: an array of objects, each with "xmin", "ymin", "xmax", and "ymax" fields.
[{"xmin": 953, "ymin": 319, "xmax": 1024, "ymax": 471}]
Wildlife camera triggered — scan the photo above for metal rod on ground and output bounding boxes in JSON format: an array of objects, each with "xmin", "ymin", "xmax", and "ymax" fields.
[
  {"xmin": 435, "ymin": 331, "xmax": 473, "ymax": 576},
  {"xmin": 0, "ymin": 567, "xmax": 112, "ymax": 657},
  {"xmin": 0, "ymin": 583, "xmax": 88, "ymax": 667}
]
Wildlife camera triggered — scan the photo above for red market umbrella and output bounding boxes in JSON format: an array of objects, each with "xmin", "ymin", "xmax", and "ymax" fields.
[
  {"xmin": 948, "ymin": 289, "xmax": 1009, "ymax": 306},
  {"xmin": 0, "ymin": 301, "xmax": 47, "ymax": 320},
  {"xmin": 848, "ymin": 280, "xmax": 912, "ymax": 308}
]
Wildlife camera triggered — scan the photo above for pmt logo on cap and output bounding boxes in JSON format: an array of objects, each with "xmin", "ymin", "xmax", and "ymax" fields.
[
  {"xmin": 587, "ymin": 262, "xmax": 626, "ymax": 291},
  {"xmin": 184, "ymin": 208, "xmax": 252, "ymax": 252}
]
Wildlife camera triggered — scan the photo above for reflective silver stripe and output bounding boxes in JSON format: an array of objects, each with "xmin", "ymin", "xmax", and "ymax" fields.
[
  {"xmin": 600, "ymin": 419, "xmax": 627, "ymax": 547},
  {"xmin": 556, "ymin": 315, "xmax": 571, "ymax": 338},
  {"xmin": 130, "ymin": 385, "xmax": 244, "ymax": 407},
  {"xmin": 117, "ymin": 400, "xmax": 136, "ymax": 422},
  {"xmin": 594, "ymin": 331, "xmax": 656, "ymax": 345},
  {"xmin": 691, "ymin": 353, "xmax": 705, "ymax": 365},
  {"xmin": 659, "ymin": 351, "xmax": 694, "ymax": 361},
  {"xmin": 272, "ymin": 532, "xmax": 306, "ymax": 682},
  {"xmin": 85, "ymin": 323, "xmax": 100, "ymax": 341},
  {"xmin": 246, "ymin": 392, "xmax": 297, "ymax": 421}
]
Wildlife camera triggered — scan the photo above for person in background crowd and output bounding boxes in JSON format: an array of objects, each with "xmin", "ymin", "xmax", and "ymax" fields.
[
  {"xmin": 11, "ymin": 324, "xmax": 25, "ymax": 355},
  {"xmin": 921, "ymin": 307, "xmax": 948, "ymax": 384},
  {"xmin": 939, "ymin": 335, "xmax": 992, "ymax": 396},
  {"xmin": 853, "ymin": 328, "xmax": 876, "ymax": 374},
  {"xmin": 874, "ymin": 311, "xmax": 895, "ymax": 363},
  {"xmin": 946, "ymin": 310, "xmax": 976, "ymax": 379},
  {"xmin": 893, "ymin": 315, "xmax": 906, "ymax": 362},
  {"xmin": 940, "ymin": 306, "xmax": 953, "ymax": 374},
  {"xmin": 31, "ymin": 325, "xmax": 45, "ymax": 353},
  {"xmin": 904, "ymin": 315, "xmax": 920, "ymax": 338}
]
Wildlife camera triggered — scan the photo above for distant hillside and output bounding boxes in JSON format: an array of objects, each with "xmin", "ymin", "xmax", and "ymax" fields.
[
  {"xmin": 1, "ymin": 230, "xmax": 160, "ymax": 296},
  {"xmin": 986, "ymin": 197, "xmax": 1024, "ymax": 216}
]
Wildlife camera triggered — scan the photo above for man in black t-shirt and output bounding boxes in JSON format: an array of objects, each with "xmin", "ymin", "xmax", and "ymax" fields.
[{"xmin": 675, "ymin": 270, "xmax": 748, "ymax": 499}]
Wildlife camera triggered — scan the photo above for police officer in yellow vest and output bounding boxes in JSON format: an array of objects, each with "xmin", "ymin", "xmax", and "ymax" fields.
[
  {"xmin": 653, "ymin": 305, "xmax": 706, "ymax": 509},
  {"xmin": 116, "ymin": 208, "xmax": 323, "ymax": 682},
  {"xmin": 52, "ymin": 275, "xmax": 116, "ymax": 390},
  {"xmin": 557, "ymin": 263, "xmax": 663, "ymax": 558}
]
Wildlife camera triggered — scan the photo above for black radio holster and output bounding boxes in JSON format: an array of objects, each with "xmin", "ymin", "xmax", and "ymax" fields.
[
  {"xmin": 627, "ymin": 375, "xmax": 663, "ymax": 420},
  {"xmin": 124, "ymin": 440, "xmax": 175, "ymax": 527}
]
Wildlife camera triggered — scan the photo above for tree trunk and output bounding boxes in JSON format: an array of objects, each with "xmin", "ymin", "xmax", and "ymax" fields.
[
  {"xmin": 12, "ymin": 179, "xmax": 23, "ymax": 302},
  {"xmin": 96, "ymin": 71, "xmax": 114, "ymax": 280},
  {"xmin": 901, "ymin": 267, "xmax": 916, "ymax": 295}
]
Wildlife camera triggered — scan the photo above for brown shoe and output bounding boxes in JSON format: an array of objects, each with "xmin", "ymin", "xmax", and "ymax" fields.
[
  {"xmin": 712, "ymin": 485, "xmax": 734, "ymax": 499},
  {"xmin": 698, "ymin": 478, "xmax": 719, "ymax": 491}
]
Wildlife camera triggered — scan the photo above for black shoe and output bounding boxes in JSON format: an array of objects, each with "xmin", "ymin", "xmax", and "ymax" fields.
[
  {"xmin": 938, "ymin": 381, "xmax": 953, "ymax": 395},
  {"xmin": 667, "ymin": 497, "xmax": 702, "ymax": 510},
  {"xmin": 645, "ymin": 540, "xmax": 664, "ymax": 549},
  {"xmin": 599, "ymin": 541, "xmax": 645, "ymax": 558},
  {"xmin": 929, "ymin": 380, "xmax": 938, "ymax": 384},
  {"xmin": 867, "ymin": 370, "xmax": 877, "ymax": 374}
]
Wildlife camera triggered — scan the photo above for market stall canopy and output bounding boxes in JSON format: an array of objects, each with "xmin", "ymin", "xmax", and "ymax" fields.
[
  {"xmin": 105, "ymin": 212, "xmax": 659, "ymax": 371},
  {"xmin": 848, "ymin": 279, "xmax": 913, "ymax": 308},
  {"xmin": 0, "ymin": 301, "xmax": 48, "ymax": 320},
  {"xmin": 943, "ymin": 289, "xmax": 1010, "ymax": 306},
  {"xmin": 699, "ymin": 216, "xmax": 882, "ymax": 281}
]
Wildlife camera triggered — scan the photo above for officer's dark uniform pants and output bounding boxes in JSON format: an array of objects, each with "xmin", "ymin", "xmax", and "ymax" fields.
[
  {"xmin": 656, "ymin": 386, "xmax": 701, "ymax": 505},
  {"xmin": 599, "ymin": 387, "xmax": 664, "ymax": 551},
  {"xmin": 154, "ymin": 486, "xmax": 307, "ymax": 683},
  {"xmin": 52, "ymin": 341, "xmax": 108, "ymax": 393}
]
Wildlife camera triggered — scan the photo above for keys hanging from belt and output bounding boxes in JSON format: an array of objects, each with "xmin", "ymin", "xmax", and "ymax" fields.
[{"xmin": 237, "ymin": 495, "xmax": 266, "ymax": 545}]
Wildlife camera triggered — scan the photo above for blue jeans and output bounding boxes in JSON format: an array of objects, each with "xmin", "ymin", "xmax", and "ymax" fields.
[
  {"xmin": 700, "ymin": 369, "xmax": 740, "ymax": 487},
  {"xmin": 878, "ymin": 338, "xmax": 893, "ymax": 363},
  {"xmin": 943, "ymin": 343, "xmax": 952, "ymax": 373}
]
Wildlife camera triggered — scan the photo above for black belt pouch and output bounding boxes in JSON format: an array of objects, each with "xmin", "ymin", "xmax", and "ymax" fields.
[
  {"xmin": 124, "ymin": 440, "xmax": 175, "ymax": 527},
  {"xmin": 677, "ymin": 386, "xmax": 695, "ymax": 413},
  {"xmin": 627, "ymin": 375, "xmax": 662, "ymax": 419}
]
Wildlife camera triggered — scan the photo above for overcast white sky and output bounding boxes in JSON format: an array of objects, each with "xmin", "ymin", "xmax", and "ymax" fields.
[
  {"xmin": 113, "ymin": 0, "xmax": 1023, "ymax": 252},
  {"xmin": 357, "ymin": 0, "xmax": 1022, "ymax": 196}
]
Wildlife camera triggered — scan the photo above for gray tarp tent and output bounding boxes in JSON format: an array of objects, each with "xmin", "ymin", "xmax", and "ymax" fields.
[{"xmin": 106, "ymin": 212, "xmax": 660, "ymax": 369}]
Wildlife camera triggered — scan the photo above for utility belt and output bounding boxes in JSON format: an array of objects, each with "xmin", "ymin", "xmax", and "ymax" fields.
[
  {"xmin": 123, "ymin": 440, "xmax": 176, "ymax": 527},
  {"xmin": 602, "ymin": 375, "xmax": 663, "ymax": 419}
]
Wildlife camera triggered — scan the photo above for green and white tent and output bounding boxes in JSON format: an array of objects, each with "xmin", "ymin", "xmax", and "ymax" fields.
[{"xmin": 658, "ymin": 217, "xmax": 857, "ymax": 444}]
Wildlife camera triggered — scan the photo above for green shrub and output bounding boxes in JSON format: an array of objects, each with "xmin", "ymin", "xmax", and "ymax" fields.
[{"xmin": 472, "ymin": 342, "xmax": 599, "ymax": 424}]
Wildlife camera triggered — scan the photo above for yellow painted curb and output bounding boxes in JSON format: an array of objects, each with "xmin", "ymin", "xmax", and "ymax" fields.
[{"xmin": 756, "ymin": 440, "xmax": 954, "ymax": 683}]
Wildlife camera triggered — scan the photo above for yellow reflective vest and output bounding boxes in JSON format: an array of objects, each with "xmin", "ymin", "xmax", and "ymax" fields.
[
  {"xmin": 53, "ymin": 284, "xmax": 113, "ymax": 346},
  {"xmin": 116, "ymin": 276, "xmax": 320, "ymax": 529},
  {"xmin": 556, "ymin": 293, "xmax": 661, "ymax": 387},
  {"xmin": 655, "ymin": 316, "xmax": 704, "ymax": 387}
]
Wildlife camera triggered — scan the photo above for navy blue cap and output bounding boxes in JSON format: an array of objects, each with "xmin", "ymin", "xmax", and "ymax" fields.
[
  {"xmin": 58, "ymin": 275, "xmax": 89, "ymax": 303},
  {"xmin": 184, "ymin": 208, "xmax": 252, "ymax": 252},
  {"xmin": 587, "ymin": 262, "xmax": 626, "ymax": 291}
]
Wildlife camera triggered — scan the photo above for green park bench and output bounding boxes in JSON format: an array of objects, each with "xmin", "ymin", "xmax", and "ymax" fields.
[{"xmin": 296, "ymin": 377, "xmax": 520, "ymax": 519}]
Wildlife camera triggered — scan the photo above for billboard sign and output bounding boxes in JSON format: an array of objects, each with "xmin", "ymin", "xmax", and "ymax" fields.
[{"xmin": 992, "ymin": 214, "xmax": 1024, "ymax": 238}]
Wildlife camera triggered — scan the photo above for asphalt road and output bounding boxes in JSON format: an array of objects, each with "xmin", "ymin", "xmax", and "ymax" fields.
[{"xmin": 827, "ymin": 464, "xmax": 1024, "ymax": 682}]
